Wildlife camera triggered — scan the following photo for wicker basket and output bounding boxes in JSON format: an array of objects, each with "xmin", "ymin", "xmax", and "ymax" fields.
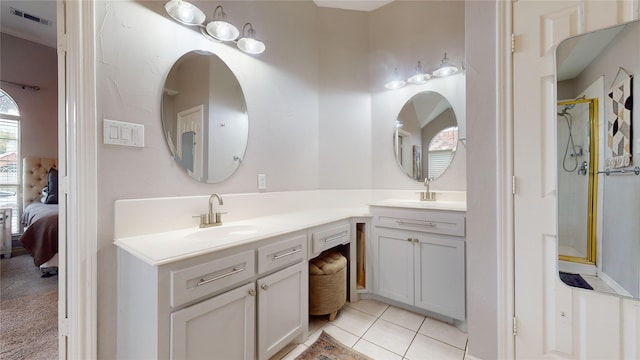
[{"xmin": 309, "ymin": 252, "xmax": 347, "ymax": 321}]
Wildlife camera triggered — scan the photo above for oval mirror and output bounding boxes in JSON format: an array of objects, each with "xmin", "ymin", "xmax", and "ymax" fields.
[
  {"xmin": 393, "ymin": 91, "xmax": 458, "ymax": 181},
  {"xmin": 162, "ymin": 50, "xmax": 248, "ymax": 183}
]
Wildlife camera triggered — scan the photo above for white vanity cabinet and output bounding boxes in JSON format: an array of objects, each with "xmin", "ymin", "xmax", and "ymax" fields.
[
  {"xmin": 257, "ymin": 261, "xmax": 307, "ymax": 360},
  {"xmin": 371, "ymin": 206, "xmax": 466, "ymax": 320},
  {"xmin": 308, "ymin": 220, "xmax": 351, "ymax": 258},
  {"xmin": 117, "ymin": 230, "xmax": 308, "ymax": 360},
  {"xmin": 256, "ymin": 233, "xmax": 308, "ymax": 360},
  {"xmin": 170, "ymin": 282, "xmax": 256, "ymax": 359}
]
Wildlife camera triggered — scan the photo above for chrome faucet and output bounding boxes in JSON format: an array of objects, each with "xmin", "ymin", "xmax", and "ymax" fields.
[
  {"xmin": 196, "ymin": 193, "xmax": 225, "ymax": 228},
  {"xmin": 420, "ymin": 178, "xmax": 436, "ymax": 201}
]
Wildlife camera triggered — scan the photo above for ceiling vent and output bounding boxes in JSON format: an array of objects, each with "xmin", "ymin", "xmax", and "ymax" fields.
[{"xmin": 10, "ymin": 7, "xmax": 52, "ymax": 26}]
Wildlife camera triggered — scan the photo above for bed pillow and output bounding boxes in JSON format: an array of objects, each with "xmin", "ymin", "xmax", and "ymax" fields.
[
  {"xmin": 44, "ymin": 168, "xmax": 58, "ymax": 204},
  {"xmin": 41, "ymin": 187, "xmax": 49, "ymax": 203}
]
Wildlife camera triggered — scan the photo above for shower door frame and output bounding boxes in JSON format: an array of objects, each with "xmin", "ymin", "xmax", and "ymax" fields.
[{"xmin": 557, "ymin": 97, "xmax": 599, "ymax": 265}]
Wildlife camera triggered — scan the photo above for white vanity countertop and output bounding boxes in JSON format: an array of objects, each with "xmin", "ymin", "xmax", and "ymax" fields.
[
  {"xmin": 114, "ymin": 207, "xmax": 370, "ymax": 266},
  {"xmin": 369, "ymin": 199, "xmax": 467, "ymax": 212}
]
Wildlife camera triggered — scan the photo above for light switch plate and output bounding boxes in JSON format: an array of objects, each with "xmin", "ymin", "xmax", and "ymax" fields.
[
  {"xmin": 103, "ymin": 119, "xmax": 144, "ymax": 147},
  {"xmin": 257, "ymin": 174, "xmax": 267, "ymax": 190}
]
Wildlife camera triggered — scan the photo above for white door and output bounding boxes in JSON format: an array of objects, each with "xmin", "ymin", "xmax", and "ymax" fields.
[
  {"xmin": 176, "ymin": 105, "xmax": 203, "ymax": 180},
  {"xmin": 373, "ymin": 228, "xmax": 414, "ymax": 304},
  {"xmin": 170, "ymin": 283, "xmax": 256, "ymax": 360},
  {"xmin": 257, "ymin": 261, "xmax": 308, "ymax": 360},
  {"xmin": 513, "ymin": 1, "xmax": 639, "ymax": 358}
]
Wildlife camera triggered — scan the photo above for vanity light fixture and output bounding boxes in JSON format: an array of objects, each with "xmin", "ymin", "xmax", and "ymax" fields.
[
  {"xmin": 385, "ymin": 54, "xmax": 462, "ymax": 90},
  {"xmin": 407, "ymin": 61, "xmax": 431, "ymax": 85},
  {"xmin": 237, "ymin": 23, "xmax": 266, "ymax": 55},
  {"xmin": 385, "ymin": 68, "xmax": 407, "ymax": 90},
  {"xmin": 206, "ymin": 5, "xmax": 239, "ymax": 41},
  {"xmin": 165, "ymin": 0, "xmax": 206, "ymax": 26},
  {"xmin": 432, "ymin": 52, "xmax": 459, "ymax": 77},
  {"xmin": 164, "ymin": 2, "xmax": 266, "ymax": 55}
]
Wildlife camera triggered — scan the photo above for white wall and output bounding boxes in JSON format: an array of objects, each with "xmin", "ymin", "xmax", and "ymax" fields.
[
  {"xmin": 368, "ymin": 1, "xmax": 466, "ymax": 191},
  {"xmin": 465, "ymin": 1, "xmax": 499, "ymax": 359},
  {"xmin": 95, "ymin": 1, "xmax": 467, "ymax": 357},
  {"xmin": 318, "ymin": 8, "xmax": 372, "ymax": 189},
  {"xmin": 0, "ymin": 33, "xmax": 58, "ymax": 159}
]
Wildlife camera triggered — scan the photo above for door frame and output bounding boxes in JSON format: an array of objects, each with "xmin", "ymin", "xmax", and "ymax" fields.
[
  {"xmin": 59, "ymin": 0, "xmax": 98, "ymax": 358},
  {"xmin": 497, "ymin": 1, "xmax": 515, "ymax": 359}
]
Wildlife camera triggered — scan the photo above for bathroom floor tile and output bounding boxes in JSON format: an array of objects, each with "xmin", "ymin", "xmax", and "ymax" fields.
[
  {"xmin": 418, "ymin": 317, "xmax": 467, "ymax": 350},
  {"xmin": 331, "ymin": 306, "xmax": 377, "ymax": 337},
  {"xmin": 405, "ymin": 333, "xmax": 465, "ymax": 360},
  {"xmin": 380, "ymin": 305, "xmax": 426, "ymax": 332},
  {"xmin": 353, "ymin": 339, "xmax": 404, "ymax": 360},
  {"xmin": 348, "ymin": 298, "xmax": 390, "ymax": 317},
  {"xmin": 362, "ymin": 318, "xmax": 416, "ymax": 356},
  {"xmin": 305, "ymin": 323, "xmax": 360, "ymax": 348},
  {"xmin": 308, "ymin": 315, "xmax": 328, "ymax": 335},
  {"xmin": 277, "ymin": 343, "xmax": 307, "ymax": 360}
]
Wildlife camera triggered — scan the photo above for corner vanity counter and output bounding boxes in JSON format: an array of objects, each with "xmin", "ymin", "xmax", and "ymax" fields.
[
  {"xmin": 114, "ymin": 192, "xmax": 466, "ymax": 360},
  {"xmin": 115, "ymin": 206, "xmax": 369, "ymax": 360}
]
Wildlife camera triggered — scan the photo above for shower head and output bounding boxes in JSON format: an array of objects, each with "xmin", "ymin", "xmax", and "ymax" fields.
[{"xmin": 558, "ymin": 103, "xmax": 576, "ymax": 116}]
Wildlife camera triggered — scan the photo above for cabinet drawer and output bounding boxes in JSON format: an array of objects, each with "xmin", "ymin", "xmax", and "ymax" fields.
[
  {"xmin": 170, "ymin": 250, "xmax": 255, "ymax": 308},
  {"xmin": 375, "ymin": 209, "xmax": 465, "ymax": 237},
  {"xmin": 309, "ymin": 222, "xmax": 350, "ymax": 257},
  {"xmin": 257, "ymin": 232, "xmax": 307, "ymax": 274}
]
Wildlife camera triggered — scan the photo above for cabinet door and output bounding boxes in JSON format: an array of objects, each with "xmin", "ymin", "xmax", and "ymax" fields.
[
  {"xmin": 257, "ymin": 261, "xmax": 308, "ymax": 360},
  {"xmin": 170, "ymin": 283, "xmax": 256, "ymax": 360},
  {"xmin": 414, "ymin": 235, "xmax": 465, "ymax": 320},
  {"xmin": 374, "ymin": 228, "xmax": 415, "ymax": 304}
]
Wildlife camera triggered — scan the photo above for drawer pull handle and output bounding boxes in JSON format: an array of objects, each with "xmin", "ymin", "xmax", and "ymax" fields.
[
  {"xmin": 396, "ymin": 219, "xmax": 436, "ymax": 227},
  {"xmin": 261, "ymin": 284, "xmax": 269, "ymax": 291},
  {"xmin": 272, "ymin": 247, "xmax": 302, "ymax": 260},
  {"xmin": 248, "ymin": 289, "xmax": 256, "ymax": 296},
  {"xmin": 324, "ymin": 232, "xmax": 347, "ymax": 243},
  {"xmin": 197, "ymin": 267, "xmax": 245, "ymax": 287}
]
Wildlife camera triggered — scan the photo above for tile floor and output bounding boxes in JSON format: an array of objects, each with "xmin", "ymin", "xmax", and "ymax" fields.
[{"xmin": 276, "ymin": 299, "xmax": 467, "ymax": 360}]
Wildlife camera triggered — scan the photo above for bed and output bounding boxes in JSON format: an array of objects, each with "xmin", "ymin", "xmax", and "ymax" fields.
[{"xmin": 20, "ymin": 157, "xmax": 59, "ymax": 274}]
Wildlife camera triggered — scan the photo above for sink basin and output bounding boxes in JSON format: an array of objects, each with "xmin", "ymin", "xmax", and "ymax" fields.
[{"xmin": 185, "ymin": 224, "xmax": 259, "ymax": 240}]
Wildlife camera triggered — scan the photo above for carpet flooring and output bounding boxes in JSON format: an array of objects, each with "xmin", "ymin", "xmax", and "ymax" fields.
[{"xmin": 1, "ymin": 254, "xmax": 58, "ymax": 360}]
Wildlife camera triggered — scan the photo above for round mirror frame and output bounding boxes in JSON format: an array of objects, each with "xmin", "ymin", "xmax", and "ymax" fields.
[
  {"xmin": 393, "ymin": 91, "xmax": 459, "ymax": 182},
  {"xmin": 161, "ymin": 50, "xmax": 249, "ymax": 183}
]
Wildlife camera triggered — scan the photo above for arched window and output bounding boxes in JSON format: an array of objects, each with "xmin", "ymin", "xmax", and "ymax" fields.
[
  {"xmin": 428, "ymin": 126, "xmax": 458, "ymax": 179},
  {"xmin": 0, "ymin": 89, "xmax": 21, "ymax": 234}
]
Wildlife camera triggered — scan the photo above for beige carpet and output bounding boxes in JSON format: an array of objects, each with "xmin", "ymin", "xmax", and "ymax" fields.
[{"xmin": 1, "ymin": 254, "xmax": 58, "ymax": 360}]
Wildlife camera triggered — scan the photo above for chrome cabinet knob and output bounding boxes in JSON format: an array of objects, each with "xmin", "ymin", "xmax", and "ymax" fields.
[
  {"xmin": 261, "ymin": 284, "xmax": 269, "ymax": 291},
  {"xmin": 248, "ymin": 289, "xmax": 256, "ymax": 296}
]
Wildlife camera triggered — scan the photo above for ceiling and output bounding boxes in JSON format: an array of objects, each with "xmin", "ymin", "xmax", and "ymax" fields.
[
  {"xmin": 2, "ymin": 0, "xmax": 620, "ymax": 80},
  {"xmin": 0, "ymin": 0, "xmax": 57, "ymax": 48},
  {"xmin": 312, "ymin": 0, "xmax": 394, "ymax": 12},
  {"xmin": 1, "ymin": 0, "xmax": 391, "ymax": 49},
  {"xmin": 556, "ymin": 25, "xmax": 624, "ymax": 81}
]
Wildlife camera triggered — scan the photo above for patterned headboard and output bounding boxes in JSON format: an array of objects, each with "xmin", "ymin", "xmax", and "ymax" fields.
[{"xmin": 22, "ymin": 157, "xmax": 58, "ymax": 208}]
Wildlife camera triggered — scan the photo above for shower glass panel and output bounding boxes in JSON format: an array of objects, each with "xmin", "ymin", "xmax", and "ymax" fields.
[{"xmin": 557, "ymin": 99, "xmax": 597, "ymax": 264}]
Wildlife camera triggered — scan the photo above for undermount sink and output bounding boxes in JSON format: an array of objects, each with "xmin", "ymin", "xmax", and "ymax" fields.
[{"xmin": 185, "ymin": 224, "xmax": 259, "ymax": 240}]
